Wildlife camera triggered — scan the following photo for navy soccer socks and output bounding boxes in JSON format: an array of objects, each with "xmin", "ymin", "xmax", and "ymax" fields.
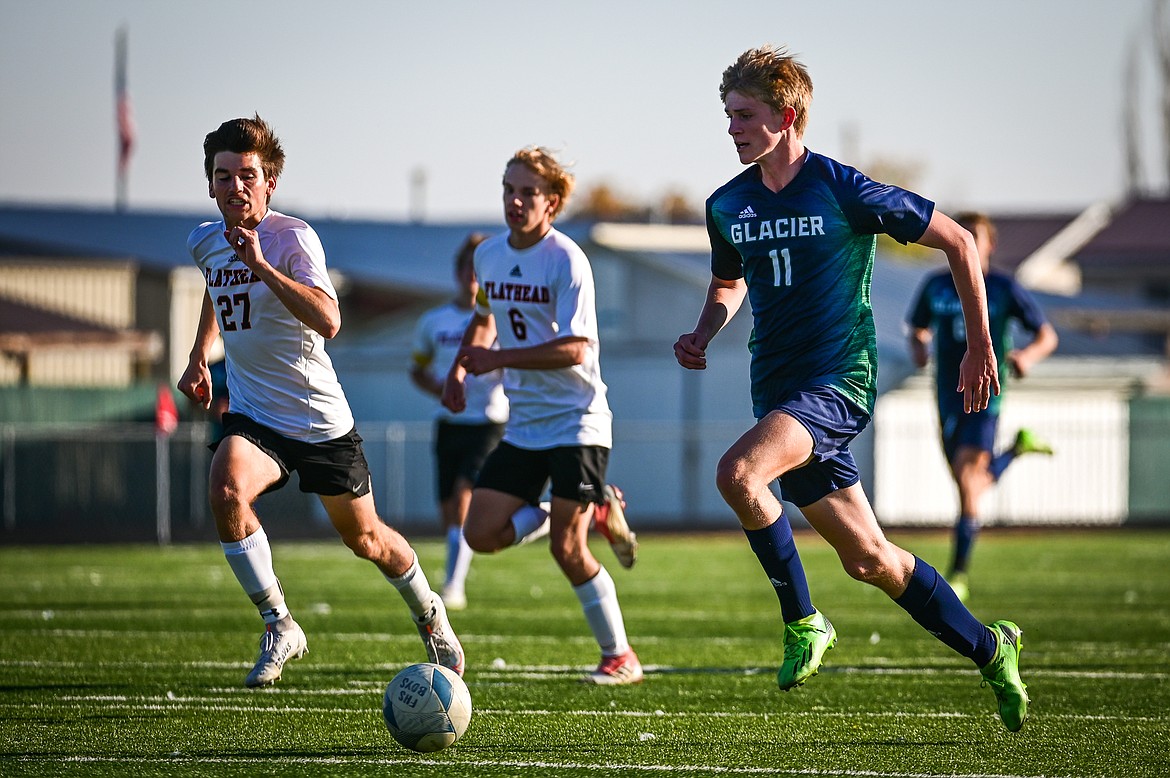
[
  {"xmin": 744, "ymin": 515, "xmax": 815, "ymax": 623},
  {"xmin": 895, "ymin": 556, "xmax": 996, "ymax": 666},
  {"xmin": 951, "ymin": 514, "xmax": 979, "ymax": 574}
]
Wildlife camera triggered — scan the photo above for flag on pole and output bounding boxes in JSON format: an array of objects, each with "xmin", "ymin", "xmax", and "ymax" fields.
[
  {"xmin": 115, "ymin": 27, "xmax": 136, "ymax": 179},
  {"xmin": 155, "ymin": 383, "xmax": 178, "ymax": 436}
]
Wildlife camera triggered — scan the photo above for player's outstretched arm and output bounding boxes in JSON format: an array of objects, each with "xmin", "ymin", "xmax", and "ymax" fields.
[
  {"xmin": 226, "ymin": 226, "xmax": 341, "ymax": 339},
  {"xmin": 908, "ymin": 327, "xmax": 932, "ymax": 369},
  {"xmin": 674, "ymin": 276, "xmax": 746, "ymax": 370},
  {"xmin": 916, "ymin": 212, "xmax": 999, "ymax": 412},
  {"xmin": 1009, "ymin": 322, "xmax": 1059, "ymax": 378},
  {"xmin": 409, "ymin": 360, "xmax": 443, "ymax": 398},
  {"xmin": 442, "ymin": 311, "xmax": 495, "ymax": 413},
  {"xmin": 177, "ymin": 291, "xmax": 220, "ymax": 410},
  {"xmin": 467, "ymin": 336, "xmax": 587, "ymax": 374}
]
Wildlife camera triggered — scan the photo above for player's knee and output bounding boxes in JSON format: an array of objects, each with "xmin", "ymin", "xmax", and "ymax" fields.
[
  {"xmin": 207, "ymin": 476, "xmax": 247, "ymax": 515},
  {"xmin": 461, "ymin": 521, "xmax": 501, "ymax": 554},
  {"xmin": 463, "ymin": 533, "xmax": 496, "ymax": 554},
  {"xmin": 342, "ymin": 530, "xmax": 382, "ymax": 562},
  {"xmin": 547, "ymin": 534, "xmax": 581, "ymax": 567},
  {"xmin": 715, "ymin": 455, "xmax": 755, "ymax": 502},
  {"xmin": 840, "ymin": 553, "xmax": 886, "ymax": 585}
]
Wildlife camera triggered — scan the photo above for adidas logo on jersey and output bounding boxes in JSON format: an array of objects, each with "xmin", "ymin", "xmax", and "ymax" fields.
[
  {"xmin": 509, "ymin": 265, "xmax": 522, "ymax": 277},
  {"xmin": 738, "ymin": 206, "xmax": 757, "ymax": 219}
]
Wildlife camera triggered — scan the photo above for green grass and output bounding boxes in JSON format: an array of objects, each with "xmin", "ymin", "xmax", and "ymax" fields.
[{"xmin": 1, "ymin": 529, "xmax": 1168, "ymax": 777}]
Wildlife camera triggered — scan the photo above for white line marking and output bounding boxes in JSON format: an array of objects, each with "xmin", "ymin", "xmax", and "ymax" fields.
[
  {"xmin": 13, "ymin": 698, "xmax": 1166, "ymax": 724},
  {"xmin": 12, "ymin": 754, "xmax": 1087, "ymax": 778},
  {"xmin": 0, "ymin": 659, "xmax": 1164, "ymax": 681}
]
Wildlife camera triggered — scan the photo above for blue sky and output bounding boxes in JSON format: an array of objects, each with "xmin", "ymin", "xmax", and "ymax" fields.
[{"xmin": 0, "ymin": 0, "xmax": 1161, "ymax": 221}]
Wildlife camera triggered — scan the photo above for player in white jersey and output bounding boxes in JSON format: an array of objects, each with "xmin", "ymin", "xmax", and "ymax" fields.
[
  {"xmin": 177, "ymin": 115, "xmax": 464, "ymax": 687},
  {"xmin": 410, "ymin": 233, "xmax": 508, "ymax": 610},
  {"xmin": 441, "ymin": 147, "xmax": 642, "ymax": 685}
]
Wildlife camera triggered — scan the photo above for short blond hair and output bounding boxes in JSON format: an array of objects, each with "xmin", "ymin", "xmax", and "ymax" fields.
[
  {"xmin": 720, "ymin": 46, "xmax": 813, "ymax": 136},
  {"xmin": 506, "ymin": 146, "xmax": 575, "ymax": 220}
]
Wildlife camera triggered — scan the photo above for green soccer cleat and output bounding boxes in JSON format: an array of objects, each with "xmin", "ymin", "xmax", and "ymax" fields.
[
  {"xmin": 777, "ymin": 611, "xmax": 836, "ymax": 691},
  {"xmin": 1013, "ymin": 428, "xmax": 1054, "ymax": 456},
  {"xmin": 950, "ymin": 571, "xmax": 970, "ymax": 603},
  {"xmin": 980, "ymin": 620, "xmax": 1029, "ymax": 731}
]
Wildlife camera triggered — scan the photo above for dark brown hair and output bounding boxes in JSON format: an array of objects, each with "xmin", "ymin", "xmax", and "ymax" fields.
[
  {"xmin": 203, "ymin": 114, "xmax": 286, "ymax": 182},
  {"xmin": 455, "ymin": 232, "xmax": 489, "ymax": 273}
]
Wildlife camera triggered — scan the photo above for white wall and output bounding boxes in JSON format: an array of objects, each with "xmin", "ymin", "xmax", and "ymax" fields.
[{"xmin": 873, "ymin": 383, "xmax": 1129, "ymax": 525}]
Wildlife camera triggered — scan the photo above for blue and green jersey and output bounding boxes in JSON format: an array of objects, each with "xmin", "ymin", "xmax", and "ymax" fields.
[
  {"xmin": 707, "ymin": 151, "xmax": 934, "ymax": 417},
  {"xmin": 908, "ymin": 269, "xmax": 1048, "ymax": 416}
]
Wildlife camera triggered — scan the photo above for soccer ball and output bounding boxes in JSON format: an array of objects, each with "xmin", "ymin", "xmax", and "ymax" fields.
[{"xmin": 382, "ymin": 663, "xmax": 472, "ymax": 752}]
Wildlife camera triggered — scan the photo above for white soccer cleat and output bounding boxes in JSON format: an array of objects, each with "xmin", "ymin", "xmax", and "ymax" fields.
[
  {"xmin": 583, "ymin": 649, "xmax": 644, "ymax": 685},
  {"xmin": 592, "ymin": 484, "xmax": 638, "ymax": 569},
  {"xmin": 441, "ymin": 583, "xmax": 467, "ymax": 611},
  {"xmin": 416, "ymin": 594, "xmax": 466, "ymax": 677},
  {"xmin": 245, "ymin": 621, "xmax": 308, "ymax": 688}
]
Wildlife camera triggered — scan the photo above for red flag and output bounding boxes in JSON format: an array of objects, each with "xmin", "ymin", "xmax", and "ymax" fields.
[
  {"xmin": 115, "ymin": 27, "xmax": 136, "ymax": 177},
  {"xmin": 155, "ymin": 383, "xmax": 178, "ymax": 435}
]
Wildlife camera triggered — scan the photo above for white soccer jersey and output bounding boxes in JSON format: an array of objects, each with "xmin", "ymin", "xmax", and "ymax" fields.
[
  {"xmin": 187, "ymin": 210, "xmax": 354, "ymax": 442},
  {"xmin": 473, "ymin": 228, "xmax": 612, "ymax": 449},
  {"xmin": 410, "ymin": 302, "xmax": 508, "ymax": 424}
]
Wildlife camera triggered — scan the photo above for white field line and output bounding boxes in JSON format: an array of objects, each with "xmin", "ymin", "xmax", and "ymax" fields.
[
  {"xmin": 5, "ymin": 609, "xmax": 608, "ymax": 624},
  {"xmin": 9, "ymin": 627, "xmax": 1169, "ymax": 661},
  {"xmin": 0, "ymin": 658, "xmax": 1164, "ymax": 682},
  {"xmin": 6, "ymin": 754, "xmax": 1102, "ymax": 778},
  {"xmin": 1, "ymin": 629, "xmax": 749, "ymax": 647},
  {"xmin": 12, "ymin": 694, "xmax": 1168, "ymax": 724},
  {"xmin": 6, "ymin": 608, "xmax": 751, "ymax": 624}
]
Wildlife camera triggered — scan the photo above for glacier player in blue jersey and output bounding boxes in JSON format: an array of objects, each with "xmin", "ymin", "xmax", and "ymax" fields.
[
  {"xmin": 908, "ymin": 212, "xmax": 1058, "ymax": 602},
  {"xmin": 673, "ymin": 46, "xmax": 1028, "ymax": 731}
]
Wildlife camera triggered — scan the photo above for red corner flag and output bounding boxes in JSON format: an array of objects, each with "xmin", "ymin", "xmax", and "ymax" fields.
[
  {"xmin": 155, "ymin": 383, "xmax": 179, "ymax": 435},
  {"xmin": 115, "ymin": 27, "xmax": 136, "ymax": 179}
]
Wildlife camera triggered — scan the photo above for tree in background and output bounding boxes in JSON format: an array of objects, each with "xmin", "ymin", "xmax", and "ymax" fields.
[{"xmin": 569, "ymin": 183, "xmax": 701, "ymax": 224}]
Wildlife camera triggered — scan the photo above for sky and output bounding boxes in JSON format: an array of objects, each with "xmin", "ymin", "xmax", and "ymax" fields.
[{"xmin": 0, "ymin": 0, "xmax": 1164, "ymax": 223}]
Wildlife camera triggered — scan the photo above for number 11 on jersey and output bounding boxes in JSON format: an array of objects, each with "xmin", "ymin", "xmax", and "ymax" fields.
[{"xmin": 770, "ymin": 248, "xmax": 792, "ymax": 287}]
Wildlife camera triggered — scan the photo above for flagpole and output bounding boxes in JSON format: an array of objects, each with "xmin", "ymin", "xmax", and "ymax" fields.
[{"xmin": 115, "ymin": 26, "xmax": 133, "ymax": 212}]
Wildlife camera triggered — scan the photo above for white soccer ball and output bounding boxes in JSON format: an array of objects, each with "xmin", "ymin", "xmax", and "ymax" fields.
[{"xmin": 382, "ymin": 663, "xmax": 472, "ymax": 752}]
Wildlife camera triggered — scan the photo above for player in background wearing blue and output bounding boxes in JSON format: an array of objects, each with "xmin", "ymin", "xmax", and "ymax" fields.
[
  {"xmin": 673, "ymin": 47, "xmax": 1028, "ymax": 730},
  {"xmin": 908, "ymin": 212, "xmax": 1058, "ymax": 602},
  {"xmin": 178, "ymin": 115, "xmax": 464, "ymax": 687},
  {"xmin": 442, "ymin": 147, "xmax": 642, "ymax": 684},
  {"xmin": 410, "ymin": 233, "xmax": 509, "ymax": 610}
]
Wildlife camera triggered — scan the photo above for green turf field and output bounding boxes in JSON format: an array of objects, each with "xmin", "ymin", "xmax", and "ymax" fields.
[{"xmin": 1, "ymin": 529, "xmax": 1167, "ymax": 777}]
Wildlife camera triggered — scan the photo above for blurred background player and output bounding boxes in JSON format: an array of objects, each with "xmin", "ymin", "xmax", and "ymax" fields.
[
  {"xmin": 409, "ymin": 233, "xmax": 509, "ymax": 610},
  {"xmin": 207, "ymin": 358, "xmax": 230, "ymax": 438},
  {"xmin": 178, "ymin": 115, "xmax": 463, "ymax": 687},
  {"xmin": 674, "ymin": 46, "xmax": 1029, "ymax": 730},
  {"xmin": 442, "ymin": 146, "xmax": 641, "ymax": 684},
  {"xmin": 907, "ymin": 211, "xmax": 1059, "ymax": 601}
]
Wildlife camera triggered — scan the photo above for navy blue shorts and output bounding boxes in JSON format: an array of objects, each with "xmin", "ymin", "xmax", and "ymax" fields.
[
  {"xmin": 476, "ymin": 442, "xmax": 609, "ymax": 506},
  {"xmin": 940, "ymin": 407, "xmax": 999, "ymax": 462},
  {"xmin": 768, "ymin": 386, "xmax": 870, "ymax": 508}
]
